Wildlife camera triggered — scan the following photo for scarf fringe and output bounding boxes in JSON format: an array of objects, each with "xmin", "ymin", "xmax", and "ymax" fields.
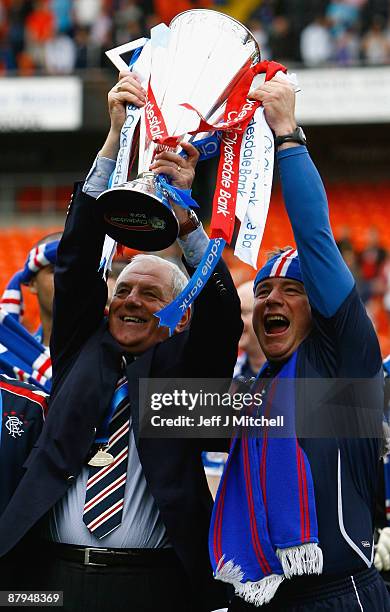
[
  {"xmin": 215, "ymin": 557, "xmax": 284, "ymax": 607},
  {"xmin": 215, "ymin": 556, "xmax": 244, "ymax": 583},
  {"xmin": 276, "ymin": 543, "xmax": 323, "ymax": 579},
  {"xmin": 380, "ymin": 422, "xmax": 390, "ymax": 458}
]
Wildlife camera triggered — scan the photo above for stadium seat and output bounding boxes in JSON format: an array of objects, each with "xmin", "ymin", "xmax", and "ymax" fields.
[
  {"xmin": 1, "ymin": 181, "xmax": 389, "ymax": 349},
  {"xmin": 0, "ymin": 227, "xmax": 62, "ymax": 333}
]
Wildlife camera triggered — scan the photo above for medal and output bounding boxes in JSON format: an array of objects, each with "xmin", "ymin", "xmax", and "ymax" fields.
[
  {"xmin": 89, "ymin": 381, "xmax": 129, "ymax": 467},
  {"xmin": 88, "ymin": 447, "xmax": 114, "ymax": 467}
]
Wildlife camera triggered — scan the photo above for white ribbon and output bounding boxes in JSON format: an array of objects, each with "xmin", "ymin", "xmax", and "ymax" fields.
[
  {"xmin": 234, "ymin": 70, "xmax": 298, "ymax": 269},
  {"xmin": 100, "ymin": 104, "xmax": 141, "ymax": 278},
  {"xmin": 100, "ymin": 42, "xmax": 151, "ymax": 278},
  {"xmin": 234, "ymin": 107, "xmax": 274, "ymax": 268},
  {"xmin": 111, "ymin": 107, "xmax": 141, "ymax": 187}
]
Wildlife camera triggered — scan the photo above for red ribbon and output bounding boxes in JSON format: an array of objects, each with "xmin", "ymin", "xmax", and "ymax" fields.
[
  {"xmin": 209, "ymin": 60, "xmax": 287, "ymax": 243},
  {"xmin": 144, "ymin": 80, "xmax": 171, "ymax": 145},
  {"xmin": 143, "ymin": 60, "xmax": 287, "ymax": 243}
]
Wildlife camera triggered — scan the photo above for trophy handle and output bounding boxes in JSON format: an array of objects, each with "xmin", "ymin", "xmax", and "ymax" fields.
[{"xmin": 105, "ymin": 38, "xmax": 148, "ymax": 72}]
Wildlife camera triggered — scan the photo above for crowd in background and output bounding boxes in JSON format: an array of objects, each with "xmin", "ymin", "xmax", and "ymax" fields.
[
  {"xmin": 336, "ymin": 225, "xmax": 390, "ymax": 334},
  {"xmin": 1, "ymin": 0, "xmax": 390, "ymax": 76},
  {"xmin": 250, "ymin": 0, "xmax": 390, "ymax": 67}
]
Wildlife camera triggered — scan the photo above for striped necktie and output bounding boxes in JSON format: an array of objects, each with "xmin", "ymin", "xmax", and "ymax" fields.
[{"xmin": 83, "ymin": 376, "xmax": 130, "ymax": 538}]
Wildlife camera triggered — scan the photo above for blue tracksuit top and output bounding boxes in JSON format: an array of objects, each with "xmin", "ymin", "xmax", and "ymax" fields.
[{"xmin": 276, "ymin": 146, "xmax": 382, "ymax": 574}]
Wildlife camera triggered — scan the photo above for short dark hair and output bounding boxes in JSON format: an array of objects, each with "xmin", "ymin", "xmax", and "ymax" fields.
[{"xmin": 266, "ymin": 245, "xmax": 294, "ymax": 262}]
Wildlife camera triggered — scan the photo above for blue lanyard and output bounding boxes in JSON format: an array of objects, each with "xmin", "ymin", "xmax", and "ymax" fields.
[{"xmin": 94, "ymin": 380, "xmax": 129, "ymax": 444}]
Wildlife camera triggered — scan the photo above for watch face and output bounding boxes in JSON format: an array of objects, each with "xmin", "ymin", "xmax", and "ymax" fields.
[
  {"xmin": 297, "ymin": 126, "xmax": 306, "ymax": 142},
  {"xmin": 189, "ymin": 209, "xmax": 200, "ymax": 224},
  {"xmin": 275, "ymin": 126, "xmax": 307, "ymax": 147}
]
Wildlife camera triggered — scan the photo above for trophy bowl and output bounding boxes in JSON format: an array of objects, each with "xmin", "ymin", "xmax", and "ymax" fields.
[
  {"xmin": 100, "ymin": 173, "xmax": 179, "ymax": 251},
  {"xmin": 99, "ymin": 8, "xmax": 260, "ymax": 251}
]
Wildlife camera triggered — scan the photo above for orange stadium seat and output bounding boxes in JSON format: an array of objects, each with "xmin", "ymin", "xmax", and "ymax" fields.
[
  {"xmin": 0, "ymin": 227, "xmax": 62, "ymax": 333},
  {"xmin": 1, "ymin": 181, "xmax": 389, "ymax": 351}
]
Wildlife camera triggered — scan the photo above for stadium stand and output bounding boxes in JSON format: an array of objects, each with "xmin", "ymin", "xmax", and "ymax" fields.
[
  {"xmin": 1, "ymin": 181, "xmax": 388, "ymax": 351},
  {"xmin": 0, "ymin": 227, "xmax": 61, "ymax": 333}
]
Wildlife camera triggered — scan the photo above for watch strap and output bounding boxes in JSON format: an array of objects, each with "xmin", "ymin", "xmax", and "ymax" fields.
[
  {"xmin": 178, "ymin": 210, "xmax": 200, "ymax": 238},
  {"xmin": 275, "ymin": 126, "xmax": 306, "ymax": 148}
]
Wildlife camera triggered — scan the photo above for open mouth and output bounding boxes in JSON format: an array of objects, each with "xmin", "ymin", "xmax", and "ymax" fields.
[
  {"xmin": 121, "ymin": 316, "xmax": 147, "ymax": 324},
  {"xmin": 264, "ymin": 314, "xmax": 290, "ymax": 335}
]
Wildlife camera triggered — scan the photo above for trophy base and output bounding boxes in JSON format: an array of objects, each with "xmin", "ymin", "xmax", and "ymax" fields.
[{"xmin": 97, "ymin": 176, "xmax": 179, "ymax": 251}]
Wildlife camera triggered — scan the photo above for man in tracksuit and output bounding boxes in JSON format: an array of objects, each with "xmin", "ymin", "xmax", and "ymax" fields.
[
  {"xmin": 0, "ymin": 375, "xmax": 47, "ymax": 587},
  {"xmin": 226, "ymin": 78, "xmax": 389, "ymax": 610}
]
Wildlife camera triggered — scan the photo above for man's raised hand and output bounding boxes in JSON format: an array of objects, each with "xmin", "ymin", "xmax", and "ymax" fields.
[
  {"xmin": 248, "ymin": 76, "xmax": 296, "ymax": 137},
  {"xmin": 108, "ymin": 70, "xmax": 146, "ymax": 135},
  {"xmin": 150, "ymin": 141, "xmax": 199, "ymax": 191}
]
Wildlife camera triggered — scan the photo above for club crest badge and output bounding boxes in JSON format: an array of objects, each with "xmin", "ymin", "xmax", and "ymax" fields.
[{"xmin": 5, "ymin": 415, "xmax": 24, "ymax": 438}]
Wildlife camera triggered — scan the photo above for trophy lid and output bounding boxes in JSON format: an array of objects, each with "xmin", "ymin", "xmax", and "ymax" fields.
[{"xmin": 169, "ymin": 8, "xmax": 260, "ymax": 63}]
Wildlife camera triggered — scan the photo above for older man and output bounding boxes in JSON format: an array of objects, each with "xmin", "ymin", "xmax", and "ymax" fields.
[
  {"xmin": 210, "ymin": 78, "xmax": 389, "ymax": 611},
  {"xmin": 0, "ymin": 73, "xmax": 242, "ymax": 612}
]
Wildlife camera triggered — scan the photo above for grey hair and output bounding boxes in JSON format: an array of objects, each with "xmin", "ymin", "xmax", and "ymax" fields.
[{"xmin": 114, "ymin": 253, "xmax": 189, "ymax": 299}]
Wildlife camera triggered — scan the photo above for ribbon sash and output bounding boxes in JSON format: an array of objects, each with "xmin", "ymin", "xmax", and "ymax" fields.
[
  {"xmin": 155, "ymin": 237, "xmax": 226, "ymax": 335},
  {"xmin": 100, "ymin": 47, "xmax": 145, "ymax": 277},
  {"xmin": 234, "ymin": 108, "xmax": 275, "ymax": 268},
  {"xmin": 144, "ymin": 80, "xmax": 169, "ymax": 144},
  {"xmin": 210, "ymin": 129, "xmax": 244, "ymax": 243},
  {"xmin": 111, "ymin": 106, "xmax": 141, "ymax": 187},
  {"xmin": 111, "ymin": 45, "xmax": 145, "ymax": 187}
]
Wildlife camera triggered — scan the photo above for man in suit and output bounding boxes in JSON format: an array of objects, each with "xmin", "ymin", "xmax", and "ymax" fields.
[{"xmin": 0, "ymin": 72, "xmax": 242, "ymax": 612}]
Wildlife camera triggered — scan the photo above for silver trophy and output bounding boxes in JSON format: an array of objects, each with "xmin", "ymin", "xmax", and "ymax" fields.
[{"xmin": 99, "ymin": 9, "xmax": 260, "ymax": 251}]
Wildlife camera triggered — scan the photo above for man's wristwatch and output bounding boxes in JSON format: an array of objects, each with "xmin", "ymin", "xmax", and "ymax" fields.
[
  {"xmin": 178, "ymin": 209, "xmax": 201, "ymax": 238},
  {"xmin": 274, "ymin": 126, "xmax": 306, "ymax": 148}
]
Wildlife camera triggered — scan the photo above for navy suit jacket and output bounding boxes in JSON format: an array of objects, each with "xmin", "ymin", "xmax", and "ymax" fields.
[{"xmin": 0, "ymin": 183, "xmax": 242, "ymax": 608}]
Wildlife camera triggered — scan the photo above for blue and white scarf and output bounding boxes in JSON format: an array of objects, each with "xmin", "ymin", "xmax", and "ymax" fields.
[
  {"xmin": 209, "ymin": 352, "xmax": 322, "ymax": 606},
  {"xmin": 0, "ymin": 240, "xmax": 59, "ymax": 323},
  {"xmin": 0, "ymin": 307, "xmax": 51, "ymax": 392}
]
